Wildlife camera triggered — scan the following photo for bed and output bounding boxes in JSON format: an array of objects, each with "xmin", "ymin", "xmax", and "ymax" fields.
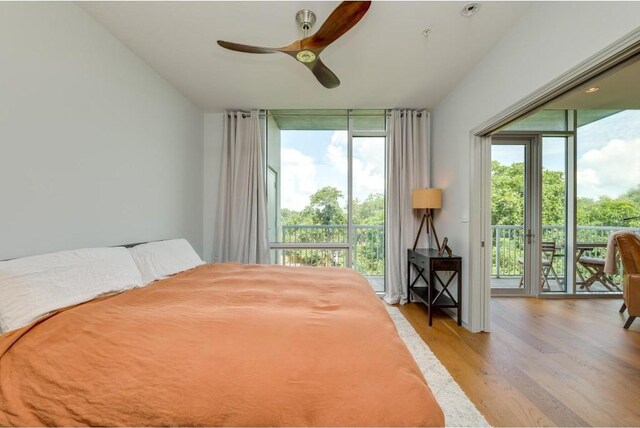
[{"xmin": 0, "ymin": 257, "xmax": 444, "ymax": 426}]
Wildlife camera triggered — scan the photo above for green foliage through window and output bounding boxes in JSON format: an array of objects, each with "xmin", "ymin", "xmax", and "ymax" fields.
[
  {"xmin": 281, "ymin": 186, "xmax": 384, "ymax": 275},
  {"xmin": 492, "ymin": 161, "xmax": 640, "ymax": 280}
]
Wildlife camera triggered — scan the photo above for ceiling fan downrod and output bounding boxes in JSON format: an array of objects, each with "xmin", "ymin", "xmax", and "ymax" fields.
[
  {"xmin": 295, "ymin": 9, "xmax": 316, "ymax": 35},
  {"xmin": 295, "ymin": 9, "xmax": 317, "ymax": 63}
]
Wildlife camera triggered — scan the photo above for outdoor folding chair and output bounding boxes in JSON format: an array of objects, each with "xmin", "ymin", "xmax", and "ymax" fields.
[{"xmin": 518, "ymin": 241, "xmax": 561, "ymax": 290}]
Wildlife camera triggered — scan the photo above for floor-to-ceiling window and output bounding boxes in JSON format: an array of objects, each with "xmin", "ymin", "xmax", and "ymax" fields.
[
  {"xmin": 491, "ymin": 108, "xmax": 640, "ymax": 296},
  {"xmin": 540, "ymin": 136, "xmax": 568, "ymax": 292},
  {"xmin": 576, "ymin": 110, "xmax": 640, "ymax": 292},
  {"xmin": 266, "ymin": 110, "xmax": 387, "ymax": 292}
]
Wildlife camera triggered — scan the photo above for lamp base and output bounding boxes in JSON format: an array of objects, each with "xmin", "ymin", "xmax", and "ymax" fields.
[{"xmin": 412, "ymin": 210, "xmax": 441, "ymax": 251}]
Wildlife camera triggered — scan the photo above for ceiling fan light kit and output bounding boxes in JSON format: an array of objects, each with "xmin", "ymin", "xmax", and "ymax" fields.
[
  {"xmin": 217, "ymin": 1, "xmax": 372, "ymax": 89},
  {"xmin": 296, "ymin": 50, "xmax": 317, "ymax": 63}
]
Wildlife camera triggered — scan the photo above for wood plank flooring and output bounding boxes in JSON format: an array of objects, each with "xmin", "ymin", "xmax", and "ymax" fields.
[{"xmin": 400, "ymin": 298, "xmax": 640, "ymax": 427}]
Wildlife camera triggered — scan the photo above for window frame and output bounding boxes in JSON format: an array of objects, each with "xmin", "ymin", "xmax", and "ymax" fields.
[{"xmin": 265, "ymin": 110, "xmax": 388, "ymax": 293}]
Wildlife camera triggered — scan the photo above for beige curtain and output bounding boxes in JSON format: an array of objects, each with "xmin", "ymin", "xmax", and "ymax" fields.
[
  {"xmin": 213, "ymin": 111, "xmax": 269, "ymax": 264},
  {"xmin": 384, "ymin": 110, "xmax": 430, "ymax": 304}
]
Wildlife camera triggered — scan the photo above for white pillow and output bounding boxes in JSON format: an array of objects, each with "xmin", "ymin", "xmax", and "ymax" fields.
[
  {"xmin": 128, "ymin": 239, "xmax": 204, "ymax": 285},
  {"xmin": 0, "ymin": 247, "xmax": 142, "ymax": 333}
]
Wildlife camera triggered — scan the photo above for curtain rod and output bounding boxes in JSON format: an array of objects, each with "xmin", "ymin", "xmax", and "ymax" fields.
[{"xmin": 226, "ymin": 110, "xmax": 425, "ymax": 119}]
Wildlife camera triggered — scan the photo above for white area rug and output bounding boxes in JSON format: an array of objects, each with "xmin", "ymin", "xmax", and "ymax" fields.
[{"xmin": 386, "ymin": 306, "xmax": 490, "ymax": 427}]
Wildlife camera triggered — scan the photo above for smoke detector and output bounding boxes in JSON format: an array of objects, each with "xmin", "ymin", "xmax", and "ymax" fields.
[{"xmin": 461, "ymin": 3, "xmax": 480, "ymax": 17}]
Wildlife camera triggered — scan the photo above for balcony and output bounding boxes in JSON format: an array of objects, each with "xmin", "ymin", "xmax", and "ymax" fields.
[
  {"xmin": 272, "ymin": 224, "xmax": 385, "ymax": 292},
  {"xmin": 492, "ymin": 224, "xmax": 640, "ymax": 292}
]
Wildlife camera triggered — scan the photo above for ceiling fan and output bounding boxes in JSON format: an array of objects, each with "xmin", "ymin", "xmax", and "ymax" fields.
[{"xmin": 217, "ymin": 1, "xmax": 371, "ymax": 89}]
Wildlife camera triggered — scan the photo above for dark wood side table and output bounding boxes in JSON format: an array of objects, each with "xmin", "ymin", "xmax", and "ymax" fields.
[{"xmin": 407, "ymin": 248, "xmax": 462, "ymax": 326}]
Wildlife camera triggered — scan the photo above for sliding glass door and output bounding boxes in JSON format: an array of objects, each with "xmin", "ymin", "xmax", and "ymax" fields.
[
  {"xmin": 491, "ymin": 108, "xmax": 640, "ymax": 296},
  {"xmin": 266, "ymin": 110, "xmax": 387, "ymax": 292}
]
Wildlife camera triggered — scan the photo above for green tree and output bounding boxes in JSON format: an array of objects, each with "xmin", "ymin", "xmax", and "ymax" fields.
[
  {"xmin": 307, "ymin": 186, "xmax": 346, "ymax": 225},
  {"xmin": 353, "ymin": 193, "xmax": 384, "ymax": 225},
  {"xmin": 491, "ymin": 161, "xmax": 569, "ymax": 226},
  {"xmin": 623, "ymin": 185, "xmax": 640, "ymax": 206},
  {"xmin": 280, "ymin": 208, "xmax": 294, "ymax": 224},
  {"xmin": 280, "ymin": 187, "xmax": 385, "ymax": 273},
  {"xmin": 578, "ymin": 196, "xmax": 640, "ymax": 227},
  {"xmin": 620, "ymin": 186, "xmax": 640, "ymax": 227},
  {"xmin": 541, "ymin": 169, "xmax": 566, "ymax": 226},
  {"xmin": 352, "ymin": 194, "xmax": 385, "ymax": 275},
  {"xmin": 281, "ymin": 187, "xmax": 347, "ymax": 265},
  {"xmin": 490, "ymin": 159, "xmax": 640, "ymax": 276},
  {"xmin": 491, "ymin": 161, "xmax": 525, "ymax": 226},
  {"xmin": 282, "ymin": 187, "xmax": 347, "ymax": 227}
]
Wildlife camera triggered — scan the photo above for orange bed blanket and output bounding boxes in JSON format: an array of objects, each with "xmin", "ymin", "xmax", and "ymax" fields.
[{"xmin": 0, "ymin": 263, "xmax": 444, "ymax": 426}]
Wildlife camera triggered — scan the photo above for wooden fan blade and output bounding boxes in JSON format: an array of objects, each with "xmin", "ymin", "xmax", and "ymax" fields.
[
  {"xmin": 217, "ymin": 40, "xmax": 276, "ymax": 54},
  {"xmin": 303, "ymin": 1, "xmax": 371, "ymax": 51},
  {"xmin": 305, "ymin": 58, "xmax": 340, "ymax": 89}
]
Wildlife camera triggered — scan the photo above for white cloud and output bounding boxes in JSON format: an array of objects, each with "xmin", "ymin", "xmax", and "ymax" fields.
[
  {"xmin": 327, "ymin": 131, "xmax": 348, "ymax": 174},
  {"xmin": 327, "ymin": 131, "xmax": 385, "ymax": 201},
  {"xmin": 281, "ymin": 148, "xmax": 317, "ymax": 211},
  {"xmin": 279, "ymin": 132, "xmax": 386, "ymax": 212},
  {"xmin": 577, "ymin": 138, "xmax": 640, "ymax": 198}
]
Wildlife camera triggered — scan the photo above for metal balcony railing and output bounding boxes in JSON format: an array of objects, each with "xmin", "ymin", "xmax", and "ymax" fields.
[
  {"xmin": 275, "ymin": 224, "xmax": 640, "ymax": 283},
  {"xmin": 277, "ymin": 224, "xmax": 384, "ymax": 276},
  {"xmin": 492, "ymin": 224, "xmax": 640, "ymax": 278}
]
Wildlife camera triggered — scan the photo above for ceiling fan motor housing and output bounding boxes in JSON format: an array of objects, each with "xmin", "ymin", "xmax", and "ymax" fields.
[{"xmin": 296, "ymin": 9, "xmax": 316, "ymax": 31}]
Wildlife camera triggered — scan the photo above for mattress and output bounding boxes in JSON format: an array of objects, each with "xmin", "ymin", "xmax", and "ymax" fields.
[{"xmin": 0, "ymin": 263, "xmax": 444, "ymax": 426}]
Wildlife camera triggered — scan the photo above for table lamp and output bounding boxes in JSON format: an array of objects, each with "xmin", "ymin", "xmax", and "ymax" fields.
[{"xmin": 412, "ymin": 188, "xmax": 442, "ymax": 251}]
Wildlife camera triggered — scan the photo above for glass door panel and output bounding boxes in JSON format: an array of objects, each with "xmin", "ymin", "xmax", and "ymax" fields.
[
  {"xmin": 352, "ymin": 136, "xmax": 385, "ymax": 292},
  {"xmin": 266, "ymin": 110, "xmax": 387, "ymax": 292},
  {"xmin": 491, "ymin": 141, "xmax": 532, "ymax": 294},
  {"xmin": 575, "ymin": 110, "xmax": 640, "ymax": 293},
  {"xmin": 540, "ymin": 137, "xmax": 568, "ymax": 292},
  {"xmin": 276, "ymin": 130, "xmax": 348, "ymax": 245}
]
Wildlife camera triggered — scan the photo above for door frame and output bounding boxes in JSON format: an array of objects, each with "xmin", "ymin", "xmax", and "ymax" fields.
[{"xmin": 468, "ymin": 29, "xmax": 640, "ymax": 332}]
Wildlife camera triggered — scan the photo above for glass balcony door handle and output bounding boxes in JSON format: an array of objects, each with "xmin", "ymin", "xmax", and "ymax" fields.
[{"xmin": 524, "ymin": 229, "xmax": 534, "ymax": 244}]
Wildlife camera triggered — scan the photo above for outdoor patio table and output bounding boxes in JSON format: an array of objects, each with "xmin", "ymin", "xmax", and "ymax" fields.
[{"xmin": 576, "ymin": 242, "xmax": 620, "ymax": 291}]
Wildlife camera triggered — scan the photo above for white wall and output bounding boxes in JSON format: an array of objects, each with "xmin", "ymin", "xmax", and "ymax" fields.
[
  {"xmin": 0, "ymin": 3, "xmax": 204, "ymax": 260},
  {"xmin": 202, "ymin": 113, "xmax": 224, "ymax": 262},
  {"xmin": 431, "ymin": 2, "xmax": 640, "ymax": 327}
]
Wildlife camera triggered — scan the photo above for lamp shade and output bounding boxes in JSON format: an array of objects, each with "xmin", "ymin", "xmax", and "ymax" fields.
[{"xmin": 412, "ymin": 188, "xmax": 442, "ymax": 209}]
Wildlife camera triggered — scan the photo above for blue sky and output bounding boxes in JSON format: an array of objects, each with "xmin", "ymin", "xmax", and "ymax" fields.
[
  {"xmin": 279, "ymin": 130, "xmax": 384, "ymax": 211},
  {"xmin": 492, "ymin": 110, "xmax": 640, "ymax": 199},
  {"xmin": 278, "ymin": 110, "xmax": 640, "ymax": 211}
]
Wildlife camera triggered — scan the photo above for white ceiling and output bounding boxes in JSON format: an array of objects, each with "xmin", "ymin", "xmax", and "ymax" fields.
[
  {"xmin": 546, "ymin": 55, "xmax": 640, "ymax": 110},
  {"xmin": 79, "ymin": 1, "xmax": 531, "ymax": 112}
]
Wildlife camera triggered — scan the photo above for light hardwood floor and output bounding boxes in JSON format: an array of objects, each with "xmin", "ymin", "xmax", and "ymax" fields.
[{"xmin": 400, "ymin": 298, "xmax": 640, "ymax": 427}]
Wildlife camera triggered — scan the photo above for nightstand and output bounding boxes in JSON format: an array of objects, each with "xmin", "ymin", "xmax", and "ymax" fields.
[{"xmin": 407, "ymin": 248, "xmax": 462, "ymax": 326}]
